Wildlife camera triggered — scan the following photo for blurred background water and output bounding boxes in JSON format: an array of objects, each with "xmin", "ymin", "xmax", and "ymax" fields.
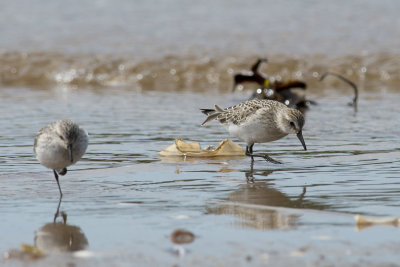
[{"xmin": 1, "ymin": 0, "xmax": 400, "ymax": 266}]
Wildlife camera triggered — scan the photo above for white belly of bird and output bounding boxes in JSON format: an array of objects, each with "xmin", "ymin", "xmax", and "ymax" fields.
[
  {"xmin": 35, "ymin": 143, "xmax": 72, "ymax": 170},
  {"xmin": 35, "ymin": 139, "xmax": 87, "ymax": 170},
  {"xmin": 227, "ymin": 121, "xmax": 287, "ymax": 145}
]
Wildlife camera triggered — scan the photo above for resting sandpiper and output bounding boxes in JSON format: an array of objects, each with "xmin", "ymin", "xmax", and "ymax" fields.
[{"xmin": 34, "ymin": 120, "xmax": 89, "ymax": 196}]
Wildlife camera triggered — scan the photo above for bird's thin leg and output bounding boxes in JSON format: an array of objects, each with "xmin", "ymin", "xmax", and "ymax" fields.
[
  {"xmin": 53, "ymin": 169, "xmax": 63, "ymax": 197},
  {"xmin": 245, "ymin": 144, "xmax": 254, "ymax": 161},
  {"xmin": 53, "ymin": 194, "xmax": 62, "ymax": 222},
  {"xmin": 245, "ymin": 158, "xmax": 255, "ymax": 182},
  {"xmin": 245, "ymin": 144, "xmax": 282, "ymax": 164},
  {"xmin": 292, "ymin": 187, "xmax": 307, "ymax": 208}
]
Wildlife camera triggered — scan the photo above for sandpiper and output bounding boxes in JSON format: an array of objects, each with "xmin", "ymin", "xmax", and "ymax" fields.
[
  {"xmin": 201, "ymin": 99, "xmax": 306, "ymax": 163},
  {"xmin": 34, "ymin": 120, "xmax": 89, "ymax": 196}
]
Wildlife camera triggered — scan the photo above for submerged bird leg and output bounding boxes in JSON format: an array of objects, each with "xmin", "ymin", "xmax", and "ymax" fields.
[
  {"xmin": 248, "ymin": 144, "xmax": 253, "ymax": 154},
  {"xmin": 294, "ymin": 187, "xmax": 307, "ymax": 208},
  {"xmin": 53, "ymin": 194, "xmax": 63, "ymax": 222},
  {"xmin": 245, "ymin": 144, "xmax": 255, "ymax": 161},
  {"xmin": 245, "ymin": 144, "xmax": 282, "ymax": 164},
  {"xmin": 53, "ymin": 170, "xmax": 63, "ymax": 197},
  {"xmin": 245, "ymin": 158, "xmax": 255, "ymax": 182}
]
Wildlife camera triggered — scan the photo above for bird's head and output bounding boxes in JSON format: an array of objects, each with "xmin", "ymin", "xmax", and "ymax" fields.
[
  {"xmin": 56, "ymin": 120, "xmax": 80, "ymax": 163},
  {"xmin": 277, "ymin": 108, "xmax": 307, "ymax": 151}
]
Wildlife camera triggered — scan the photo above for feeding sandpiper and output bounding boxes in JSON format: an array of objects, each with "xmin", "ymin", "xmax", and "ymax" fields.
[
  {"xmin": 34, "ymin": 120, "xmax": 89, "ymax": 196},
  {"xmin": 201, "ymin": 99, "xmax": 307, "ymax": 164}
]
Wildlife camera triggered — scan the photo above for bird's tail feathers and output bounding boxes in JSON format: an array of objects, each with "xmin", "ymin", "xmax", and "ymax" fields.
[
  {"xmin": 214, "ymin": 104, "xmax": 224, "ymax": 112},
  {"xmin": 200, "ymin": 108, "xmax": 215, "ymax": 116},
  {"xmin": 200, "ymin": 105, "xmax": 224, "ymax": 126}
]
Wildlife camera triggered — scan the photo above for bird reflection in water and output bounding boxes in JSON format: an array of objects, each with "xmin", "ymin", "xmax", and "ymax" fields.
[
  {"xmin": 245, "ymin": 160, "xmax": 306, "ymax": 208},
  {"xmin": 207, "ymin": 162, "xmax": 307, "ymax": 230},
  {"xmin": 34, "ymin": 197, "xmax": 88, "ymax": 252}
]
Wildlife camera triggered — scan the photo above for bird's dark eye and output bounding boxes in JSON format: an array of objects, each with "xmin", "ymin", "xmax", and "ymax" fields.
[
  {"xmin": 289, "ymin": 121, "xmax": 295, "ymax": 128},
  {"xmin": 58, "ymin": 135, "xmax": 65, "ymax": 141}
]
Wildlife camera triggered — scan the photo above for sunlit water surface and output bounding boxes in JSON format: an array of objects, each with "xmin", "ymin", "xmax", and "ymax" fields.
[
  {"xmin": 1, "ymin": 86, "xmax": 400, "ymax": 266},
  {"xmin": 2, "ymin": 0, "xmax": 400, "ymax": 265}
]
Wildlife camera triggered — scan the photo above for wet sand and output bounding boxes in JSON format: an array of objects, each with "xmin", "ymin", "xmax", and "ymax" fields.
[{"xmin": 2, "ymin": 0, "xmax": 400, "ymax": 265}]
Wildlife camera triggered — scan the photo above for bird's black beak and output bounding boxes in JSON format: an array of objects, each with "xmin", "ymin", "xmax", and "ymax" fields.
[
  {"xmin": 68, "ymin": 144, "xmax": 73, "ymax": 163},
  {"xmin": 297, "ymin": 131, "xmax": 307, "ymax": 151}
]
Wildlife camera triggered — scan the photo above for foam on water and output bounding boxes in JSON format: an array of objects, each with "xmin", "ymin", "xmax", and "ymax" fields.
[{"xmin": 1, "ymin": 51, "xmax": 399, "ymax": 92}]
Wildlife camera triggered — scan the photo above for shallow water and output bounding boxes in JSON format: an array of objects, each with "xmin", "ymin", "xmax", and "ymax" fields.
[
  {"xmin": 2, "ymin": 0, "xmax": 400, "ymax": 266},
  {"xmin": 1, "ymin": 85, "xmax": 400, "ymax": 266}
]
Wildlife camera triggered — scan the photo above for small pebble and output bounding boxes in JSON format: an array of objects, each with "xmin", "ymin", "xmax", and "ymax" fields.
[{"xmin": 170, "ymin": 229, "xmax": 195, "ymax": 244}]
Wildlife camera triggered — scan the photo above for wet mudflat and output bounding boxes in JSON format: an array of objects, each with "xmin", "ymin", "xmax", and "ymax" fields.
[
  {"xmin": 2, "ymin": 0, "xmax": 400, "ymax": 265},
  {"xmin": 1, "ymin": 87, "xmax": 400, "ymax": 266}
]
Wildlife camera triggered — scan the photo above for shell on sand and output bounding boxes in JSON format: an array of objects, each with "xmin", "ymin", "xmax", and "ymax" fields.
[
  {"xmin": 355, "ymin": 214, "xmax": 399, "ymax": 231},
  {"xmin": 158, "ymin": 138, "xmax": 245, "ymax": 157}
]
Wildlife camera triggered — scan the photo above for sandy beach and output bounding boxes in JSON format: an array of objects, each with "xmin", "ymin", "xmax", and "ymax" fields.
[{"xmin": 1, "ymin": 1, "xmax": 400, "ymax": 266}]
